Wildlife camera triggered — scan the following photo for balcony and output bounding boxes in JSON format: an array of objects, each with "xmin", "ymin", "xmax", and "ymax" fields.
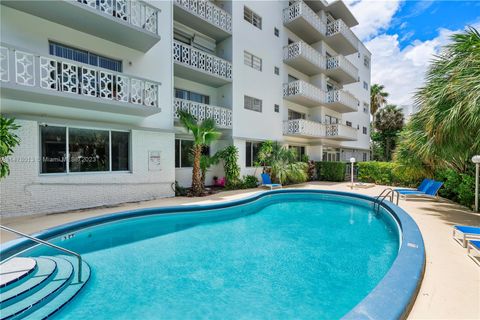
[
  {"xmin": 173, "ymin": 0, "xmax": 232, "ymax": 41},
  {"xmin": 2, "ymin": 0, "xmax": 160, "ymax": 52},
  {"xmin": 0, "ymin": 45, "xmax": 160, "ymax": 116},
  {"xmin": 283, "ymin": 80, "xmax": 324, "ymax": 107},
  {"xmin": 283, "ymin": 41, "xmax": 325, "ymax": 76},
  {"xmin": 283, "ymin": 1, "xmax": 326, "ymax": 43},
  {"xmin": 173, "ymin": 98, "xmax": 232, "ymax": 129},
  {"xmin": 283, "ymin": 119, "xmax": 324, "ymax": 138},
  {"xmin": 326, "ymin": 19, "xmax": 358, "ymax": 55},
  {"xmin": 325, "ymin": 123, "xmax": 358, "ymax": 141},
  {"xmin": 173, "ymin": 40, "xmax": 232, "ymax": 87},
  {"xmin": 325, "ymin": 90, "xmax": 359, "ymax": 113},
  {"xmin": 325, "ymin": 55, "xmax": 358, "ymax": 84}
]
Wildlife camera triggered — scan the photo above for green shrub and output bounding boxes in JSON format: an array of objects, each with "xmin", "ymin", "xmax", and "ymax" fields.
[
  {"xmin": 216, "ymin": 145, "xmax": 240, "ymax": 188},
  {"xmin": 357, "ymin": 161, "xmax": 421, "ymax": 187},
  {"xmin": 242, "ymin": 175, "xmax": 259, "ymax": 188},
  {"xmin": 316, "ymin": 162, "xmax": 346, "ymax": 182},
  {"xmin": 435, "ymin": 168, "xmax": 475, "ymax": 208}
]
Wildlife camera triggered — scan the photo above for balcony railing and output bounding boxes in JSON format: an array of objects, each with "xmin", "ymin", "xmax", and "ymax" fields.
[
  {"xmin": 0, "ymin": 45, "xmax": 159, "ymax": 108},
  {"xmin": 173, "ymin": 40, "xmax": 232, "ymax": 81},
  {"xmin": 174, "ymin": 98, "xmax": 232, "ymax": 129},
  {"xmin": 326, "ymin": 90, "xmax": 359, "ymax": 112},
  {"xmin": 326, "ymin": 19, "xmax": 357, "ymax": 52},
  {"xmin": 283, "ymin": 1, "xmax": 326, "ymax": 38},
  {"xmin": 76, "ymin": 0, "xmax": 159, "ymax": 34},
  {"xmin": 325, "ymin": 123, "xmax": 358, "ymax": 140},
  {"xmin": 283, "ymin": 80, "xmax": 325, "ymax": 105},
  {"xmin": 283, "ymin": 119, "xmax": 324, "ymax": 137},
  {"xmin": 326, "ymin": 55, "xmax": 358, "ymax": 80},
  {"xmin": 283, "ymin": 41, "xmax": 325, "ymax": 73},
  {"xmin": 174, "ymin": 0, "xmax": 232, "ymax": 34}
]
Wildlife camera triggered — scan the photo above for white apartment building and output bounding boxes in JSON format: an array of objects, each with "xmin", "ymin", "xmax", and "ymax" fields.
[{"xmin": 0, "ymin": 0, "xmax": 371, "ymax": 217}]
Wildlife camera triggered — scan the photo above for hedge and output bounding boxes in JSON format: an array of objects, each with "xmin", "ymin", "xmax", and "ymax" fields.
[
  {"xmin": 357, "ymin": 161, "xmax": 420, "ymax": 187},
  {"xmin": 357, "ymin": 161, "xmax": 475, "ymax": 209},
  {"xmin": 316, "ymin": 161, "xmax": 346, "ymax": 182}
]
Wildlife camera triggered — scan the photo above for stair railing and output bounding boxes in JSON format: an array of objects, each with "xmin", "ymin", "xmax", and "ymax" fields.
[{"xmin": 0, "ymin": 225, "xmax": 83, "ymax": 282}]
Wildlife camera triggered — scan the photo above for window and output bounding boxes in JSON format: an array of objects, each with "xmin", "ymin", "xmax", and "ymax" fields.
[
  {"xmin": 40, "ymin": 125, "xmax": 130, "ymax": 174},
  {"xmin": 274, "ymin": 27, "xmax": 279, "ymax": 37},
  {"xmin": 363, "ymin": 126, "xmax": 368, "ymax": 135},
  {"xmin": 175, "ymin": 139, "xmax": 209, "ymax": 168},
  {"xmin": 274, "ymin": 104, "xmax": 280, "ymax": 113},
  {"xmin": 246, "ymin": 141, "xmax": 262, "ymax": 167},
  {"xmin": 363, "ymin": 81, "xmax": 369, "ymax": 90},
  {"xmin": 49, "ymin": 42, "xmax": 122, "ymax": 72},
  {"xmin": 363, "ymin": 103, "xmax": 369, "ymax": 114},
  {"xmin": 274, "ymin": 66, "xmax": 280, "ymax": 75},
  {"xmin": 288, "ymin": 109, "xmax": 305, "ymax": 120},
  {"xmin": 175, "ymin": 88, "xmax": 210, "ymax": 104},
  {"xmin": 244, "ymin": 95, "xmax": 262, "ymax": 112},
  {"xmin": 363, "ymin": 152, "xmax": 367, "ymax": 162},
  {"xmin": 288, "ymin": 74, "xmax": 298, "ymax": 83},
  {"xmin": 41, "ymin": 126, "xmax": 67, "ymax": 174},
  {"xmin": 244, "ymin": 6, "xmax": 262, "ymax": 29},
  {"xmin": 364, "ymin": 56, "xmax": 370, "ymax": 68},
  {"xmin": 289, "ymin": 146, "xmax": 306, "ymax": 161},
  {"xmin": 346, "ymin": 121, "xmax": 352, "ymax": 127},
  {"xmin": 68, "ymin": 128, "xmax": 109, "ymax": 172},
  {"xmin": 244, "ymin": 51, "xmax": 262, "ymax": 71},
  {"xmin": 325, "ymin": 115, "xmax": 338, "ymax": 124},
  {"xmin": 323, "ymin": 148, "xmax": 341, "ymax": 162}
]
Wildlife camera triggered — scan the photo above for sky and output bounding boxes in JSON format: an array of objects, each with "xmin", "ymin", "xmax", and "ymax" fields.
[{"xmin": 342, "ymin": 0, "xmax": 480, "ymax": 106}]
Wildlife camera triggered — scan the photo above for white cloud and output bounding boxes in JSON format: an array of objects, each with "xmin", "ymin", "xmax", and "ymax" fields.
[
  {"xmin": 332, "ymin": 1, "xmax": 479, "ymax": 106},
  {"xmin": 365, "ymin": 25, "xmax": 477, "ymax": 106},
  {"xmin": 343, "ymin": 0, "xmax": 403, "ymax": 40}
]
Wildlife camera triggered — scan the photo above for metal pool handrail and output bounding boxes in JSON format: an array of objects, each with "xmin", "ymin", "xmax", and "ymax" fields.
[
  {"xmin": 0, "ymin": 225, "xmax": 83, "ymax": 282},
  {"xmin": 375, "ymin": 188, "xmax": 400, "ymax": 213}
]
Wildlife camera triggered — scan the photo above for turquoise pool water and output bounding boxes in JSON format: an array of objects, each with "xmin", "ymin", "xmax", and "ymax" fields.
[{"xmin": 24, "ymin": 193, "xmax": 400, "ymax": 319}]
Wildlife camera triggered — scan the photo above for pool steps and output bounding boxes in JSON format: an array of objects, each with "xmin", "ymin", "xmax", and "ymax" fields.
[{"xmin": 0, "ymin": 256, "xmax": 90, "ymax": 319}]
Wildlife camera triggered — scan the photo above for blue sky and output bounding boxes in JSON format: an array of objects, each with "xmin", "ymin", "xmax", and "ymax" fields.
[
  {"xmin": 390, "ymin": 1, "xmax": 480, "ymax": 49},
  {"xmin": 343, "ymin": 0, "xmax": 480, "ymax": 105}
]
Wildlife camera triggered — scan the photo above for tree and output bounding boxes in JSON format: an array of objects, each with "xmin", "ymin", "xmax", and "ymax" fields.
[
  {"xmin": 256, "ymin": 141, "xmax": 308, "ymax": 184},
  {"xmin": 370, "ymin": 84, "xmax": 389, "ymax": 116},
  {"xmin": 396, "ymin": 27, "xmax": 480, "ymax": 173},
  {"xmin": 216, "ymin": 145, "xmax": 241, "ymax": 188},
  {"xmin": 177, "ymin": 110, "xmax": 221, "ymax": 196},
  {"xmin": 200, "ymin": 154, "xmax": 219, "ymax": 187},
  {"xmin": 0, "ymin": 116, "xmax": 20, "ymax": 179},
  {"xmin": 373, "ymin": 105, "xmax": 404, "ymax": 161}
]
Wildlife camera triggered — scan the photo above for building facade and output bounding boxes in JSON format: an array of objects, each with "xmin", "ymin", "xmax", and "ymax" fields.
[{"xmin": 0, "ymin": 0, "xmax": 371, "ymax": 217}]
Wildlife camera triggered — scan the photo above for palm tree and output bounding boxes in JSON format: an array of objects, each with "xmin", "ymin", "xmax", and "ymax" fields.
[
  {"xmin": 374, "ymin": 105, "xmax": 404, "ymax": 161},
  {"xmin": 177, "ymin": 110, "xmax": 221, "ymax": 196},
  {"xmin": 396, "ymin": 27, "xmax": 480, "ymax": 173},
  {"xmin": 256, "ymin": 141, "xmax": 307, "ymax": 184},
  {"xmin": 370, "ymin": 84, "xmax": 389, "ymax": 116}
]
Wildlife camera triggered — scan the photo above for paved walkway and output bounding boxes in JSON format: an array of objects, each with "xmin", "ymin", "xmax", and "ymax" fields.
[{"xmin": 1, "ymin": 182, "xmax": 479, "ymax": 319}]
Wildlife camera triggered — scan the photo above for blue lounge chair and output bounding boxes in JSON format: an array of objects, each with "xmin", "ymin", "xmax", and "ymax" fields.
[
  {"xmin": 394, "ymin": 178, "xmax": 432, "ymax": 193},
  {"xmin": 467, "ymin": 240, "xmax": 480, "ymax": 266},
  {"xmin": 397, "ymin": 180, "xmax": 443, "ymax": 200},
  {"xmin": 453, "ymin": 225, "xmax": 480, "ymax": 247},
  {"xmin": 261, "ymin": 173, "xmax": 282, "ymax": 190}
]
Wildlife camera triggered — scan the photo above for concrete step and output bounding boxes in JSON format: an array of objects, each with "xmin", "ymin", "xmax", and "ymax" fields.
[
  {"xmin": 0, "ymin": 257, "xmax": 57, "ymax": 306},
  {"xmin": 0, "ymin": 258, "xmax": 36, "ymax": 288},
  {"xmin": 24, "ymin": 256, "xmax": 91, "ymax": 320},
  {"xmin": 1, "ymin": 256, "xmax": 73, "ymax": 320}
]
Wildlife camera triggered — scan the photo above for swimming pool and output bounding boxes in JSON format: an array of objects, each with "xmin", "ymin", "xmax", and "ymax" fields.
[{"xmin": 1, "ymin": 190, "xmax": 425, "ymax": 319}]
